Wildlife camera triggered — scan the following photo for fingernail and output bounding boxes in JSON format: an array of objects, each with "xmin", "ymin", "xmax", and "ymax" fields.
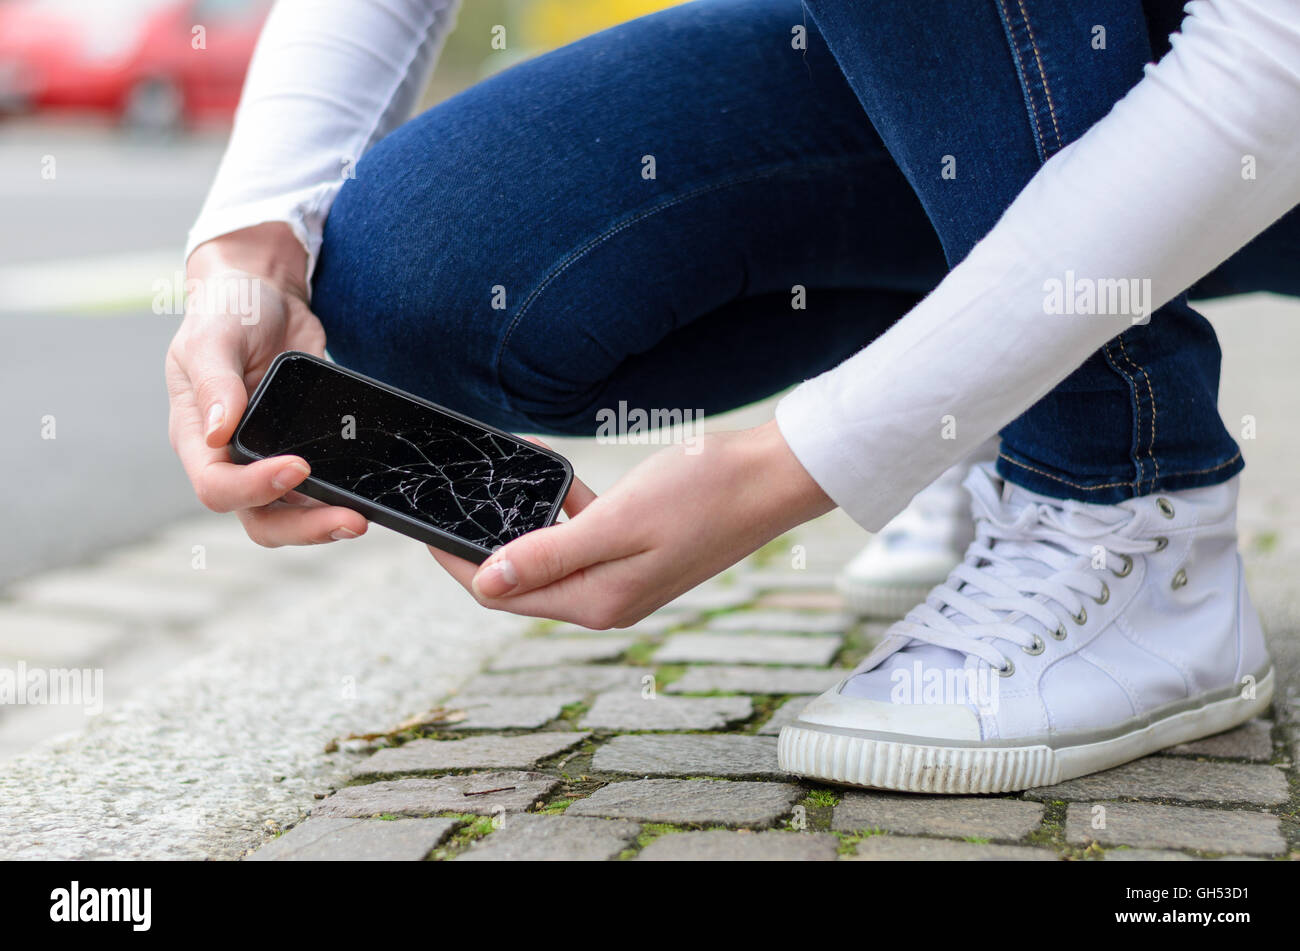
[
  {"xmin": 329, "ymin": 527, "xmax": 359, "ymax": 541},
  {"xmin": 205, "ymin": 403, "xmax": 225, "ymax": 438},
  {"xmin": 474, "ymin": 558, "xmax": 518, "ymax": 598},
  {"xmin": 271, "ymin": 461, "xmax": 310, "ymax": 491}
]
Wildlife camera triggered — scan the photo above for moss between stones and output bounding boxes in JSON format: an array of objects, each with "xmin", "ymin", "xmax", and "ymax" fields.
[
  {"xmin": 1251, "ymin": 531, "xmax": 1279, "ymax": 555},
  {"xmin": 1026, "ymin": 798, "xmax": 1093, "ymax": 859},
  {"xmin": 831, "ymin": 828, "xmax": 885, "ymax": 856},
  {"xmin": 805, "ymin": 788, "xmax": 841, "ymax": 809},
  {"xmin": 751, "ymin": 533, "xmax": 798, "ymax": 568},
  {"xmin": 622, "ymin": 640, "xmax": 660, "ymax": 666},
  {"xmin": 557, "ymin": 700, "xmax": 588, "ymax": 723},
  {"xmin": 427, "ymin": 813, "xmax": 498, "ymax": 861},
  {"xmin": 615, "ymin": 822, "xmax": 741, "ymax": 860},
  {"xmin": 652, "ymin": 664, "xmax": 687, "ymax": 688}
]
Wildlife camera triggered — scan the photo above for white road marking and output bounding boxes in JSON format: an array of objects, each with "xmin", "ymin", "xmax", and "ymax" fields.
[{"xmin": 0, "ymin": 249, "xmax": 181, "ymax": 314}]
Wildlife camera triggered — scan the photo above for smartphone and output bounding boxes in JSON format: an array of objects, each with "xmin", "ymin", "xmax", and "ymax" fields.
[{"xmin": 230, "ymin": 351, "xmax": 573, "ymax": 564}]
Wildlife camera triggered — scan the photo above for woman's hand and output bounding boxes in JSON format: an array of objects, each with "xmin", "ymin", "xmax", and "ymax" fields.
[
  {"xmin": 165, "ymin": 223, "xmax": 368, "ymax": 547},
  {"xmin": 429, "ymin": 421, "xmax": 835, "ymax": 628}
]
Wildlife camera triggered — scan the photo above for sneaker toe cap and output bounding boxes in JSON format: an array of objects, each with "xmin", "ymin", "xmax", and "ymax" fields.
[{"xmin": 792, "ymin": 683, "xmax": 983, "ymax": 743}]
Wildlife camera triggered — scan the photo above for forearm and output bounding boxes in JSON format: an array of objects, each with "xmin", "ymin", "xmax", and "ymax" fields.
[{"xmin": 778, "ymin": 0, "xmax": 1300, "ymax": 530}]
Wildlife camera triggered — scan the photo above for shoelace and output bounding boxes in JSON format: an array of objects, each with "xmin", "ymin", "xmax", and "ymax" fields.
[{"xmin": 886, "ymin": 469, "xmax": 1163, "ymax": 672}]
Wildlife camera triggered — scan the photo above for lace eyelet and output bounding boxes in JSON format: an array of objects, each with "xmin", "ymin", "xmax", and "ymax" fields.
[
  {"xmin": 1023, "ymin": 635, "xmax": 1045, "ymax": 656},
  {"xmin": 1153, "ymin": 536, "xmax": 1168, "ymax": 552},
  {"xmin": 1051, "ymin": 625, "xmax": 1068, "ymax": 641},
  {"xmin": 1157, "ymin": 498, "xmax": 1175, "ymax": 519},
  {"xmin": 1172, "ymin": 568, "xmax": 1188, "ymax": 590},
  {"xmin": 1094, "ymin": 583, "xmax": 1110, "ymax": 605},
  {"xmin": 997, "ymin": 658, "xmax": 1016, "ymax": 678},
  {"xmin": 1072, "ymin": 606, "xmax": 1088, "ymax": 625},
  {"xmin": 1112, "ymin": 554, "xmax": 1133, "ymax": 578}
]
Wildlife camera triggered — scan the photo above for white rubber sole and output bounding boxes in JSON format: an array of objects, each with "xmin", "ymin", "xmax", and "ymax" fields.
[
  {"xmin": 837, "ymin": 577, "xmax": 936, "ymax": 620},
  {"xmin": 778, "ymin": 668, "xmax": 1274, "ymax": 794}
]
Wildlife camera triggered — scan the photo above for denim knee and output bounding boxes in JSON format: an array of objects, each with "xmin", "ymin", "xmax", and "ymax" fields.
[{"xmin": 311, "ymin": 161, "xmax": 531, "ymax": 428}]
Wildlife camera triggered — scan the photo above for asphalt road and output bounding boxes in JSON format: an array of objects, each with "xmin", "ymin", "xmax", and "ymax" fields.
[{"xmin": 0, "ymin": 121, "xmax": 227, "ymax": 587}]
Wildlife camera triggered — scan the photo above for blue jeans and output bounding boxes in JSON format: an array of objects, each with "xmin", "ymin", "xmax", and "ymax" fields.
[{"xmin": 312, "ymin": 0, "xmax": 1299, "ymax": 503}]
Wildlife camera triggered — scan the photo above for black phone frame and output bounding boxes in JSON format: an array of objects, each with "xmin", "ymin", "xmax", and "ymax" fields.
[{"xmin": 230, "ymin": 350, "xmax": 574, "ymax": 564}]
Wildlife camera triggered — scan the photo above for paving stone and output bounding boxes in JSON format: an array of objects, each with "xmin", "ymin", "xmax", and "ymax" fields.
[
  {"xmin": 850, "ymin": 835, "xmax": 1058, "ymax": 861},
  {"xmin": 757, "ymin": 696, "xmax": 817, "ymax": 735},
  {"xmin": 637, "ymin": 830, "xmax": 839, "ymax": 861},
  {"xmin": 1102, "ymin": 848, "xmax": 1198, "ymax": 861},
  {"xmin": 547, "ymin": 612, "xmax": 695, "ymax": 637},
  {"xmin": 352, "ymin": 733, "xmax": 591, "ymax": 778},
  {"xmin": 579, "ymin": 692, "xmax": 752, "ymax": 731},
  {"xmin": 706, "ymin": 609, "xmax": 853, "ymax": 634},
  {"xmin": 1064, "ymin": 802, "xmax": 1285, "ymax": 855},
  {"xmin": 738, "ymin": 570, "xmax": 838, "ymax": 592},
  {"xmin": 654, "ymin": 633, "xmax": 842, "ymax": 666},
  {"xmin": 833, "ymin": 792, "xmax": 1043, "ymax": 841},
  {"xmin": 439, "ymin": 694, "xmax": 583, "ymax": 730},
  {"xmin": 592, "ymin": 734, "xmax": 782, "ymax": 778},
  {"xmin": 312, "ymin": 772, "xmax": 561, "ymax": 818},
  {"xmin": 620, "ymin": 613, "xmax": 698, "ymax": 636},
  {"xmin": 247, "ymin": 817, "xmax": 458, "ymax": 861},
  {"xmin": 567, "ymin": 779, "xmax": 802, "ymax": 827},
  {"xmin": 0, "ymin": 606, "xmax": 126, "ymax": 665},
  {"xmin": 662, "ymin": 584, "xmax": 758, "ymax": 613},
  {"xmin": 1162, "ymin": 720, "xmax": 1274, "ymax": 762},
  {"xmin": 488, "ymin": 638, "xmax": 635, "ymax": 670},
  {"xmin": 665, "ymin": 665, "xmax": 844, "ymax": 695},
  {"xmin": 459, "ymin": 665, "xmax": 648, "ymax": 696},
  {"xmin": 1027, "ymin": 756, "xmax": 1288, "ymax": 805},
  {"xmin": 1279, "ymin": 701, "xmax": 1300, "ymax": 768},
  {"xmin": 456, "ymin": 814, "xmax": 640, "ymax": 861},
  {"xmin": 755, "ymin": 591, "xmax": 846, "ymax": 612}
]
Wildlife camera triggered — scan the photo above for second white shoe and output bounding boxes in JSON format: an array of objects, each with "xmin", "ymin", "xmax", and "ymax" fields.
[
  {"xmin": 838, "ymin": 441, "xmax": 996, "ymax": 618},
  {"xmin": 780, "ymin": 465, "xmax": 1273, "ymax": 794}
]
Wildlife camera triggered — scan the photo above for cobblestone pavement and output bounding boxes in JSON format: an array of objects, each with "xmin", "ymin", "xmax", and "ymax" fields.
[
  {"xmin": 250, "ymin": 517, "xmax": 1300, "ymax": 862},
  {"xmin": 244, "ymin": 297, "xmax": 1300, "ymax": 862}
]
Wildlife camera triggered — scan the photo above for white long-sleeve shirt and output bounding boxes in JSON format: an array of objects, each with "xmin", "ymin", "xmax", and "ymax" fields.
[
  {"xmin": 187, "ymin": 0, "xmax": 461, "ymax": 276},
  {"xmin": 188, "ymin": 0, "xmax": 1300, "ymax": 531}
]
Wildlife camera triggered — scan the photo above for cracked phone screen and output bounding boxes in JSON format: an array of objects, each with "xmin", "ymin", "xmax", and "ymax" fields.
[{"xmin": 237, "ymin": 355, "xmax": 570, "ymax": 550}]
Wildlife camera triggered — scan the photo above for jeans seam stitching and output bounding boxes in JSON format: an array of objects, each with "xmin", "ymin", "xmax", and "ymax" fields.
[
  {"xmin": 1102, "ymin": 340, "xmax": 1144, "ymax": 490},
  {"xmin": 999, "ymin": 451, "xmax": 1134, "ymax": 491},
  {"xmin": 1014, "ymin": 0, "xmax": 1063, "ymax": 153},
  {"xmin": 998, "ymin": 450, "xmax": 1242, "ymax": 491},
  {"xmin": 995, "ymin": 0, "xmax": 1048, "ymax": 156},
  {"xmin": 491, "ymin": 154, "xmax": 885, "ymax": 411},
  {"xmin": 1115, "ymin": 332, "xmax": 1160, "ymax": 492},
  {"xmin": 1169, "ymin": 452, "xmax": 1243, "ymax": 479}
]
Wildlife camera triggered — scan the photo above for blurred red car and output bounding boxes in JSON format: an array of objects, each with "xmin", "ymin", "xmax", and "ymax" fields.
[{"xmin": 0, "ymin": 0, "xmax": 271, "ymax": 130}]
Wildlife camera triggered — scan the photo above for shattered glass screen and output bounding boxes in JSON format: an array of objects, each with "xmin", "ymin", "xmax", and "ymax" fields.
[{"xmin": 237, "ymin": 355, "xmax": 570, "ymax": 549}]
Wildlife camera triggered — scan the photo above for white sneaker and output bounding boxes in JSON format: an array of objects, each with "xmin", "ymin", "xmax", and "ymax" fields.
[
  {"xmin": 838, "ymin": 442, "xmax": 996, "ymax": 618},
  {"xmin": 780, "ymin": 465, "xmax": 1273, "ymax": 794}
]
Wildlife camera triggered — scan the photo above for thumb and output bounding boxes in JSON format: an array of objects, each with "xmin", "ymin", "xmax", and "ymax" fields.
[
  {"xmin": 188, "ymin": 339, "xmax": 250, "ymax": 448},
  {"xmin": 472, "ymin": 510, "xmax": 619, "ymax": 599}
]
